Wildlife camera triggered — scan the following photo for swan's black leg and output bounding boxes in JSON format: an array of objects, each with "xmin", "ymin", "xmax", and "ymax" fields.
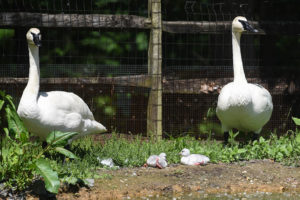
[
  {"xmin": 251, "ymin": 132, "xmax": 259, "ymax": 142},
  {"xmin": 223, "ymin": 131, "xmax": 229, "ymax": 145},
  {"xmin": 42, "ymin": 141, "xmax": 47, "ymax": 149},
  {"xmin": 64, "ymin": 144, "xmax": 71, "ymax": 151}
]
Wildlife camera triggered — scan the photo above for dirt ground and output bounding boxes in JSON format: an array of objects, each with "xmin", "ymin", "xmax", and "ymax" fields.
[{"xmin": 31, "ymin": 159, "xmax": 300, "ymax": 200}]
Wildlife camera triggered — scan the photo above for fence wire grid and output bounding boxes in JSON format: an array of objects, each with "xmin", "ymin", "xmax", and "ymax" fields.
[{"xmin": 0, "ymin": 0, "xmax": 300, "ymax": 139}]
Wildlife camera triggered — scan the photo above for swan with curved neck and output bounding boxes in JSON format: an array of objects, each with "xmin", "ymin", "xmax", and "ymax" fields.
[
  {"xmin": 17, "ymin": 28, "xmax": 107, "ymax": 142},
  {"xmin": 216, "ymin": 17, "xmax": 273, "ymax": 143}
]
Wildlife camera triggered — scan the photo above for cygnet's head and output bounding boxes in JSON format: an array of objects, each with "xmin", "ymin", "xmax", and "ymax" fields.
[
  {"xmin": 26, "ymin": 28, "xmax": 42, "ymax": 47},
  {"xmin": 232, "ymin": 16, "xmax": 258, "ymax": 33},
  {"xmin": 159, "ymin": 153, "xmax": 166, "ymax": 159},
  {"xmin": 179, "ymin": 148, "xmax": 190, "ymax": 157}
]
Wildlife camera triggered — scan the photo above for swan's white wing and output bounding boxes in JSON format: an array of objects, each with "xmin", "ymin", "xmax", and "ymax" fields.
[
  {"xmin": 38, "ymin": 91, "xmax": 94, "ymax": 120},
  {"xmin": 249, "ymin": 84, "xmax": 273, "ymax": 113},
  {"xmin": 30, "ymin": 90, "xmax": 106, "ymax": 140},
  {"xmin": 248, "ymin": 84, "xmax": 273, "ymax": 130},
  {"xmin": 190, "ymin": 154, "xmax": 210, "ymax": 165}
]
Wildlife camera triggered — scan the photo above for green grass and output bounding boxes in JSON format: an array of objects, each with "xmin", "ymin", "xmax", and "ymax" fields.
[
  {"xmin": 50, "ymin": 129, "xmax": 300, "ymax": 185},
  {"xmin": 81, "ymin": 131, "xmax": 300, "ymax": 165},
  {"xmin": 2, "ymin": 129, "xmax": 300, "ymax": 192}
]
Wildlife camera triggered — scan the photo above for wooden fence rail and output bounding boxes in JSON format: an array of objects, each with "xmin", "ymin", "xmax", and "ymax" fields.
[
  {"xmin": 0, "ymin": 12, "xmax": 263, "ymax": 34},
  {"xmin": 0, "ymin": 76, "xmax": 294, "ymax": 95},
  {"xmin": 1, "ymin": 12, "xmax": 300, "ymax": 34}
]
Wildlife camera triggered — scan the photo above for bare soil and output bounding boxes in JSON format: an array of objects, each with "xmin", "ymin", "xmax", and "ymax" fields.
[{"xmin": 26, "ymin": 159, "xmax": 300, "ymax": 200}]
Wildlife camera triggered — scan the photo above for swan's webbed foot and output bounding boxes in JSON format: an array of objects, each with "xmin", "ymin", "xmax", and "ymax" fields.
[
  {"xmin": 194, "ymin": 161, "xmax": 204, "ymax": 166},
  {"xmin": 156, "ymin": 158, "xmax": 163, "ymax": 169}
]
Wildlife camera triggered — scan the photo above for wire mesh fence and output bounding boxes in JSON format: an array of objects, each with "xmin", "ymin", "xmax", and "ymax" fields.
[{"xmin": 0, "ymin": 0, "xmax": 300, "ymax": 139}]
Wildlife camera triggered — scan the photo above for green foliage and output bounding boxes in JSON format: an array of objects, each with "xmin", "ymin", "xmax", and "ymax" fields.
[
  {"xmin": 1, "ymin": 91, "xmax": 36, "ymax": 190},
  {"xmin": 0, "ymin": 91, "xmax": 79, "ymax": 194},
  {"xmin": 35, "ymin": 158, "xmax": 60, "ymax": 194},
  {"xmin": 292, "ymin": 117, "xmax": 300, "ymax": 126},
  {"xmin": 0, "ymin": 29, "xmax": 14, "ymax": 45},
  {"xmin": 46, "ymin": 131, "xmax": 78, "ymax": 147},
  {"xmin": 136, "ymin": 32, "xmax": 148, "ymax": 51},
  {"xmin": 96, "ymin": 96, "xmax": 116, "ymax": 117},
  {"xmin": 54, "ymin": 147, "xmax": 78, "ymax": 159},
  {"xmin": 67, "ymin": 128, "xmax": 300, "ymax": 170},
  {"xmin": 197, "ymin": 107, "xmax": 222, "ymax": 138}
]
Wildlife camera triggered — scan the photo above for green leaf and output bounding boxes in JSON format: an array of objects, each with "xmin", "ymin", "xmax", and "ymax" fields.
[
  {"xmin": 5, "ymin": 104, "xmax": 28, "ymax": 140},
  {"xmin": 0, "ymin": 99, "xmax": 4, "ymax": 111},
  {"xmin": 6, "ymin": 95, "xmax": 16, "ymax": 109},
  {"xmin": 3, "ymin": 128, "xmax": 11, "ymax": 139},
  {"xmin": 62, "ymin": 176, "xmax": 78, "ymax": 185},
  {"xmin": 35, "ymin": 158, "xmax": 60, "ymax": 194},
  {"xmin": 292, "ymin": 117, "xmax": 300, "ymax": 126},
  {"xmin": 46, "ymin": 131, "xmax": 78, "ymax": 147},
  {"xmin": 259, "ymin": 137, "xmax": 265, "ymax": 143},
  {"xmin": 295, "ymin": 134, "xmax": 300, "ymax": 144},
  {"xmin": 1, "ymin": 92, "xmax": 16, "ymax": 110},
  {"xmin": 237, "ymin": 149, "xmax": 247, "ymax": 154},
  {"xmin": 54, "ymin": 147, "xmax": 78, "ymax": 159}
]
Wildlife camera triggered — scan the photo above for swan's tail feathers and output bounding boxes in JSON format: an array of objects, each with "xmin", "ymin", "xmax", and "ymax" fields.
[
  {"xmin": 92, "ymin": 120, "xmax": 107, "ymax": 133},
  {"xmin": 68, "ymin": 120, "xmax": 107, "ymax": 143}
]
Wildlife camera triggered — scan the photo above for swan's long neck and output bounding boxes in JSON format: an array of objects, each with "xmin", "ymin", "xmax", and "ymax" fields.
[
  {"xmin": 23, "ymin": 44, "xmax": 40, "ymax": 98},
  {"xmin": 232, "ymin": 31, "xmax": 247, "ymax": 83}
]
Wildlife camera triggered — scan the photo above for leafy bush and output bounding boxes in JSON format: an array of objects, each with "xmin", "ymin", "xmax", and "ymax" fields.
[{"xmin": 0, "ymin": 91, "xmax": 78, "ymax": 193}]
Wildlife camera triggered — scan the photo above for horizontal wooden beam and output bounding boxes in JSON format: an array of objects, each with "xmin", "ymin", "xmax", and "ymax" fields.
[
  {"xmin": 0, "ymin": 76, "xmax": 293, "ymax": 95},
  {"xmin": 1, "ymin": 12, "xmax": 298, "ymax": 34},
  {"xmin": 163, "ymin": 77, "xmax": 291, "ymax": 95},
  {"xmin": 163, "ymin": 21, "xmax": 232, "ymax": 33},
  {"xmin": 0, "ymin": 75, "xmax": 151, "ymax": 88},
  {"xmin": 163, "ymin": 21, "xmax": 264, "ymax": 34},
  {"xmin": 0, "ymin": 12, "xmax": 150, "ymax": 29}
]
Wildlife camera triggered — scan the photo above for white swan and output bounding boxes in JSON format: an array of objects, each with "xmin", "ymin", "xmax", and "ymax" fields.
[
  {"xmin": 179, "ymin": 148, "xmax": 210, "ymax": 165},
  {"xmin": 216, "ymin": 17, "xmax": 273, "ymax": 142},
  {"xmin": 17, "ymin": 28, "xmax": 107, "ymax": 142},
  {"xmin": 144, "ymin": 153, "xmax": 168, "ymax": 169}
]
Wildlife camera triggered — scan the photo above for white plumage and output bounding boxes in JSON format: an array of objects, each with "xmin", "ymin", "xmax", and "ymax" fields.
[
  {"xmin": 145, "ymin": 153, "xmax": 168, "ymax": 169},
  {"xmin": 179, "ymin": 148, "xmax": 210, "ymax": 166},
  {"xmin": 216, "ymin": 17, "xmax": 273, "ymax": 138},
  {"xmin": 17, "ymin": 28, "xmax": 107, "ymax": 142}
]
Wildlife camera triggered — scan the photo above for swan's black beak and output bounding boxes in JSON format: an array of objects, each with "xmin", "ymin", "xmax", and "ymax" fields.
[
  {"xmin": 238, "ymin": 20, "xmax": 258, "ymax": 33},
  {"xmin": 31, "ymin": 32, "xmax": 42, "ymax": 47}
]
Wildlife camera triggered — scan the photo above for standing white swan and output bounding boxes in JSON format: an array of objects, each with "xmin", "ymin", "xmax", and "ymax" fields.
[
  {"xmin": 216, "ymin": 17, "xmax": 273, "ymax": 143},
  {"xmin": 17, "ymin": 28, "xmax": 107, "ymax": 142}
]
